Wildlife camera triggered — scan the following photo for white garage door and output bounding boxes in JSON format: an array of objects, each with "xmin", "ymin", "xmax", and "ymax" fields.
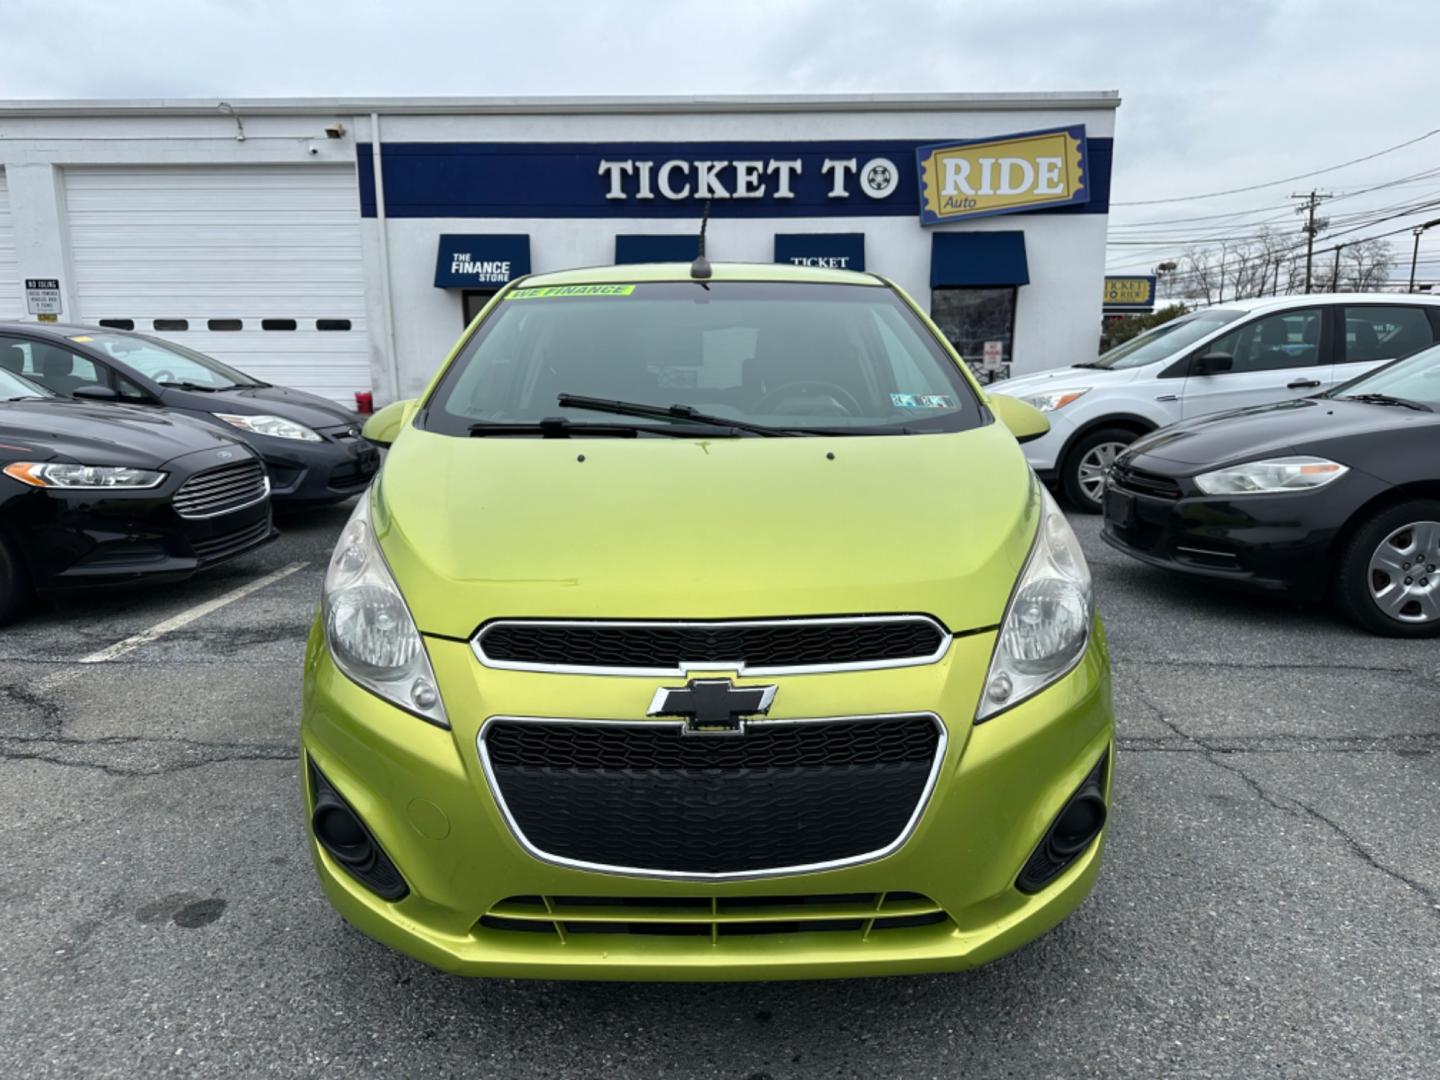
[
  {"xmin": 0, "ymin": 170, "xmax": 22, "ymax": 320},
  {"xmin": 64, "ymin": 165, "xmax": 370, "ymax": 403}
]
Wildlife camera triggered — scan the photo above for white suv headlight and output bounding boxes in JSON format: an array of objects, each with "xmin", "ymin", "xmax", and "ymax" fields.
[
  {"xmin": 1193, "ymin": 455, "xmax": 1348, "ymax": 495},
  {"xmin": 978, "ymin": 485, "xmax": 1094, "ymax": 721},
  {"xmin": 322, "ymin": 494, "xmax": 448, "ymax": 727},
  {"xmin": 1020, "ymin": 388, "xmax": 1090, "ymax": 413},
  {"xmin": 214, "ymin": 413, "xmax": 323, "ymax": 442}
]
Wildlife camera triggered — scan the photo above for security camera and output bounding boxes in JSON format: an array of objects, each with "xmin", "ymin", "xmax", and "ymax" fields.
[
  {"xmin": 307, "ymin": 143, "xmax": 320, "ymax": 156},
  {"xmin": 324, "ymin": 122, "xmax": 346, "ymax": 140}
]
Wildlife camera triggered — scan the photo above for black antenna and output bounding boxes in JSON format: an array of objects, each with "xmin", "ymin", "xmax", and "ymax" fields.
[{"xmin": 690, "ymin": 200, "xmax": 713, "ymax": 280}]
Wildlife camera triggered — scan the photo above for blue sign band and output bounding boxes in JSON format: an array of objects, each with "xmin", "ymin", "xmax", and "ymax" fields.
[{"xmin": 358, "ymin": 139, "xmax": 1111, "ymax": 219}]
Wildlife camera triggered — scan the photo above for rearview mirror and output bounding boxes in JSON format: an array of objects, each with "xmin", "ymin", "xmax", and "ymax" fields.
[
  {"xmin": 361, "ymin": 399, "xmax": 417, "ymax": 448},
  {"xmin": 987, "ymin": 393, "xmax": 1051, "ymax": 445},
  {"xmin": 72, "ymin": 384, "xmax": 119, "ymax": 401},
  {"xmin": 1193, "ymin": 352, "xmax": 1234, "ymax": 376}
]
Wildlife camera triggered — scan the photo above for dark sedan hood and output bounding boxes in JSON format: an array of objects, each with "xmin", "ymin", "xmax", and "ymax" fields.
[
  {"xmin": 0, "ymin": 399, "xmax": 246, "ymax": 468},
  {"xmin": 168, "ymin": 384, "xmax": 360, "ymax": 430},
  {"xmin": 1126, "ymin": 397, "xmax": 1438, "ymax": 470}
]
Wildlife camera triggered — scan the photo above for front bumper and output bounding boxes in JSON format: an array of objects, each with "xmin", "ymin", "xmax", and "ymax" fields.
[
  {"xmin": 300, "ymin": 617, "xmax": 1113, "ymax": 981},
  {"xmin": 253, "ymin": 434, "xmax": 378, "ymax": 507},
  {"xmin": 1100, "ymin": 475, "xmax": 1372, "ymax": 600}
]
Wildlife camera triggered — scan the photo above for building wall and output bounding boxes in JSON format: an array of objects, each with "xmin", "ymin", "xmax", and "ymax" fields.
[{"xmin": 0, "ymin": 95, "xmax": 1118, "ymax": 405}]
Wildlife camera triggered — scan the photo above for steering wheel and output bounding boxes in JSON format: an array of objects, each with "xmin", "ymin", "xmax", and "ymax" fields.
[
  {"xmin": 152, "ymin": 369, "xmax": 176, "ymax": 384},
  {"xmin": 754, "ymin": 379, "xmax": 863, "ymax": 417}
]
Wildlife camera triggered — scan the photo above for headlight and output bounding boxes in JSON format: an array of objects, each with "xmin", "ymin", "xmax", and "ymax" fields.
[
  {"xmin": 1019, "ymin": 388, "xmax": 1090, "ymax": 413},
  {"xmin": 1193, "ymin": 455, "xmax": 1348, "ymax": 495},
  {"xmin": 214, "ymin": 413, "xmax": 322, "ymax": 442},
  {"xmin": 322, "ymin": 494, "xmax": 448, "ymax": 728},
  {"xmin": 3, "ymin": 462, "xmax": 166, "ymax": 489},
  {"xmin": 978, "ymin": 484, "xmax": 1093, "ymax": 721}
]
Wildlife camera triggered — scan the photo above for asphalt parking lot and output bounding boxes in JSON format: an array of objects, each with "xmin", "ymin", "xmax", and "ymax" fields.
[{"xmin": 1, "ymin": 504, "xmax": 1436, "ymax": 1079}]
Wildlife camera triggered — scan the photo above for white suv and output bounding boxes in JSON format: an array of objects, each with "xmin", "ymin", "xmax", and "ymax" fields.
[{"xmin": 991, "ymin": 293, "xmax": 1440, "ymax": 510}]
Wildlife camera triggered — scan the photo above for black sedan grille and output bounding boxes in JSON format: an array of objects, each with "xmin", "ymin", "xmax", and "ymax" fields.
[
  {"xmin": 1109, "ymin": 463, "xmax": 1183, "ymax": 500},
  {"xmin": 192, "ymin": 517, "xmax": 271, "ymax": 563},
  {"xmin": 481, "ymin": 715, "xmax": 943, "ymax": 876},
  {"xmin": 474, "ymin": 616, "xmax": 948, "ymax": 674},
  {"xmin": 173, "ymin": 460, "xmax": 269, "ymax": 519}
]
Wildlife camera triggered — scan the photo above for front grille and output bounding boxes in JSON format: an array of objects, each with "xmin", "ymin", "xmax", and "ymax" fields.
[
  {"xmin": 474, "ymin": 616, "xmax": 948, "ymax": 674},
  {"xmin": 173, "ymin": 460, "xmax": 268, "ymax": 519},
  {"xmin": 192, "ymin": 517, "xmax": 270, "ymax": 563},
  {"xmin": 1109, "ymin": 463, "xmax": 1183, "ymax": 500},
  {"xmin": 478, "ymin": 892, "xmax": 951, "ymax": 941},
  {"xmin": 480, "ymin": 715, "xmax": 944, "ymax": 877}
]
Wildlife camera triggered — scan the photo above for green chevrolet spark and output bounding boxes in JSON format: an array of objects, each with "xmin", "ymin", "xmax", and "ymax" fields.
[{"xmin": 301, "ymin": 261, "xmax": 1113, "ymax": 981}]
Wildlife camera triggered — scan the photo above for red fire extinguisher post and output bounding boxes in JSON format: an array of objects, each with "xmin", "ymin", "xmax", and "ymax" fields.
[{"xmin": 354, "ymin": 391, "xmax": 374, "ymax": 415}]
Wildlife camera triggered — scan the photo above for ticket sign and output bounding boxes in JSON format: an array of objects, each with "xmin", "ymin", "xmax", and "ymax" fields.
[
  {"xmin": 916, "ymin": 126, "xmax": 1090, "ymax": 225},
  {"xmin": 25, "ymin": 278, "xmax": 62, "ymax": 316},
  {"xmin": 1102, "ymin": 276, "xmax": 1157, "ymax": 313}
]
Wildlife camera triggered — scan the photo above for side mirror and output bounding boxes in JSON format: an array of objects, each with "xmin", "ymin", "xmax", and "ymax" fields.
[
  {"xmin": 987, "ymin": 393, "xmax": 1051, "ymax": 445},
  {"xmin": 72, "ymin": 384, "xmax": 119, "ymax": 401},
  {"xmin": 1192, "ymin": 352, "xmax": 1234, "ymax": 376},
  {"xmin": 361, "ymin": 398, "xmax": 417, "ymax": 448}
]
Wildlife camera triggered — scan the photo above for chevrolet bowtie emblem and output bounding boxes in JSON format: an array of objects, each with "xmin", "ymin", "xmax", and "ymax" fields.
[{"xmin": 647, "ymin": 678, "xmax": 777, "ymax": 734}]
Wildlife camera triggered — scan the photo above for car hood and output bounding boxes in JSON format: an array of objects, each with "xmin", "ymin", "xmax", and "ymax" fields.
[
  {"xmin": 989, "ymin": 364, "xmax": 1142, "ymax": 396},
  {"xmin": 1125, "ymin": 396, "xmax": 1436, "ymax": 469},
  {"xmin": 373, "ymin": 424, "xmax": 1040, "ymax": 639},
  {"xmin": 0, "ymin": 398, "xmax": 247, "ymax": 468},
  {"xmin": 169, "ymin": 384, "xmax": 360, "ymax": 431}
]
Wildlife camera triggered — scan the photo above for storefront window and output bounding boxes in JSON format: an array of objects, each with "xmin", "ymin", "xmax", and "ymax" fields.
[{"xmin": 930, "ymin": 287, "xmax": 1017, "ymax": 384}]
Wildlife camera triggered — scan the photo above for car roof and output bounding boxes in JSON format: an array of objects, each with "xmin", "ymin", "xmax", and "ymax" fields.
[
  {"xmin": 518, "ymin": 261, "xmax": 884, "ymax": 288},
  {"xmin": 1193, "ymin": 292, "xmax": 1440, "ymax": 315},
  {"xmin": 0, "ymin": 320, "xmax": 113, "ymax": 338}
]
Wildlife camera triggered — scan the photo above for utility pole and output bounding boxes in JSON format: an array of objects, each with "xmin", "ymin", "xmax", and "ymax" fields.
[
  {"xmin": 1331, "ymin": 244, "xmax": 1344, "ymax": 292},
  {"xmin": 1291, "ymin": 190, "xmax": 1333, "ymax": 294}
]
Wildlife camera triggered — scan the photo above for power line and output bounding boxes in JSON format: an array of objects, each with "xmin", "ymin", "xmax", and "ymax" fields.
[{"xmin": 1111, "ymin": 126, "xmax": 1440, "ymax": 206}]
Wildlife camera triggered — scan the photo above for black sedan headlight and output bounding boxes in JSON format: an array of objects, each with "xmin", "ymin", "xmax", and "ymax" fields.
[
  {"xmin": 1193, "ymin": 455, "xmax": 1348, "ymax": 496},
  {"xmin": 3, "ymin": 462, "xmax": 167, "ymax": 489}
]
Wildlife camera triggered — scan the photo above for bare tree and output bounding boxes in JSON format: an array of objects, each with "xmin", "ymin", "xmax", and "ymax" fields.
[
  {"xmin": 1338, "ymin": 238, "xmax": 1395, "ymax": 291},
  {"xmin": 1177, "ymin": 247, "xmax": 1219, "ymax": 305}
]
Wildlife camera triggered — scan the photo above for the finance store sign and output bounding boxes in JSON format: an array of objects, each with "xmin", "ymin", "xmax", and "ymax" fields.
[{"xmin": 358, "ymin": 128, "xmax": 1109, "ymax": 225}]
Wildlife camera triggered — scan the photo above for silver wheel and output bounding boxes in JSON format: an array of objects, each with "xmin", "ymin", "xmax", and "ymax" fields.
[
  {"xmin": 1076, "ymin": 441, "xmax": 1128, "ymax": 505},
  {"xmin": 1367, "ymin": 520, "xmax": 1440, "ymax": 624}
]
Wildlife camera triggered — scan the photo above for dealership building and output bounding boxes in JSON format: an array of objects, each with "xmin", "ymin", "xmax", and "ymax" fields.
[{"xmin": 0, "ymin": 92, "xmax": 1119, "ymax": 404}]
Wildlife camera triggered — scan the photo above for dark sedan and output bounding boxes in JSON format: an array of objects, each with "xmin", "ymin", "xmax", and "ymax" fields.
[
  {"xmin": 0, "ymin": 322, "xmax": 379, "ymax": 509},
  {"xmin": 1102, "ymin": 343, "xmax": 1440, "ymax": 637},
  {"xmin": 0, "ymin": 367, "xmax": 276, "ymax": 623}
]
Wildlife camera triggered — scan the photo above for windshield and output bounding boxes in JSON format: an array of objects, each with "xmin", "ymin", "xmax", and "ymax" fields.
[
  {"xmin": 1333, "ymin": 343, "xmax": 1440, "ymax": 408},
  {"xmin": 423, "ymin": 281, "xmax": 984, "ymax": 436},
  {"xmin": 73, "ymin": 332, "xmax": 259, "ymax": 390},
  {"xmin": 1089, "ymin": 309, "xmax": 1244, "ymax": 370},
  {"xmin": 0, "ymin": 366, "xmax": 53, "ymax": 400}
]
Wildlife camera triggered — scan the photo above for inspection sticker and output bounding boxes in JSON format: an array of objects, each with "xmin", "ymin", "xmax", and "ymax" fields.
[
  {"xmin": 891, "ymin": 393, "xmax": 956, "ymax": 409},
  {"xmin": 507, "ymin": 284, "xmax": 636, "ymax": 300}
]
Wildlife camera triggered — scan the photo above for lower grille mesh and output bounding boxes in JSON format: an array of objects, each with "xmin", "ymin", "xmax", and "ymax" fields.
[
  {"xmin": 478, "ymin": 892, "xmax": 951, "ymax": 942},
  {"xmin": 482, "ymin": 716, "xmax": 942, "ymax": 875}
]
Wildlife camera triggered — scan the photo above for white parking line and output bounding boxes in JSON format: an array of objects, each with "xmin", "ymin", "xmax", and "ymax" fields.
[{"xmin": 34, "ymin": 561, "xmax": 309, "ymax": 693}]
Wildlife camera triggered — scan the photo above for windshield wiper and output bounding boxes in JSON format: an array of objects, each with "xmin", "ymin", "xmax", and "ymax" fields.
[
  {"xmin": 1071, "ymin": 361, "xmax": 1106, "ymax": 369},
  {"xmin": 557, "ymin": 393, "xmax": 803, "ymax": 436},
  {"xmin": 1341, "ymin": 392, "xmax": 1434, "ymax": 412},
  {"xmin": 468, "ymin": 417, "xmax": 739, "ymax": 439},
  {"xmin": 159, "ymin": 380, "xmax": 234, "ymax": 392}
]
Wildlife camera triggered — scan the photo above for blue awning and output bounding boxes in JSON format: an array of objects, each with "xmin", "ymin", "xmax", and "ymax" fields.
[
  {"xmin": 614, "ymin": 234, "xmax": 700, "ymax": 264},
  {"xmin": 434, "ymin": 234, "xmax": 530, "ymax": 288},
  {"xmin": 930, "ymin": 231, "xmax": 1029, "ymax": 288},
  {"xmin": 773, "ymin": 233, "xmax": 866, "ymax": 272}
]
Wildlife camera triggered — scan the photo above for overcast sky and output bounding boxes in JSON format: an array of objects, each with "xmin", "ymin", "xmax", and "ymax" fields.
[{"xmin": 4, "ymin": 0, "xmax": 1438, "ymax": 280}]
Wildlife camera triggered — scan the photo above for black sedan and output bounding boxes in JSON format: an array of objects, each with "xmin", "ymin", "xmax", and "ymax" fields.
[
  {"xmin": 0, "ymin": 322, "xmax": 379, "ymax": 509},
  {"xmin": 0, "ymin": 367, "xmax": 276, "ymax": 623},
  {"xmin": 1102, "ymin": 343, "xmax": 1440, "ymax": 637}
]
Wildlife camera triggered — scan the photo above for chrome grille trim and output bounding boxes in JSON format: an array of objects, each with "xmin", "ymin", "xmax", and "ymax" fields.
[
  {"xmin": 173, "ymin": 460, "xmax": 270, "ymax": 520},
  {"xmin": 476, "ymin": 712, "xmax": 948, "ymax": 882},
  {"xmin": 470, "ymin": 615, "xmax": 953, "ymax": 676}
]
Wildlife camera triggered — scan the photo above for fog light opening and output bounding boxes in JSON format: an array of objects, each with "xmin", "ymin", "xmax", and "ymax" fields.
[
  {"xmin": 307, "ymin": 762, "xmax": 410, "ymax": 902},
  {"xmin": 313, "ymin": 801, "xmax": 374, "ymax": 866},
  {"xmin": 1047, "ymin": 792, "xmax": 1107, "ymax": 858}
]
